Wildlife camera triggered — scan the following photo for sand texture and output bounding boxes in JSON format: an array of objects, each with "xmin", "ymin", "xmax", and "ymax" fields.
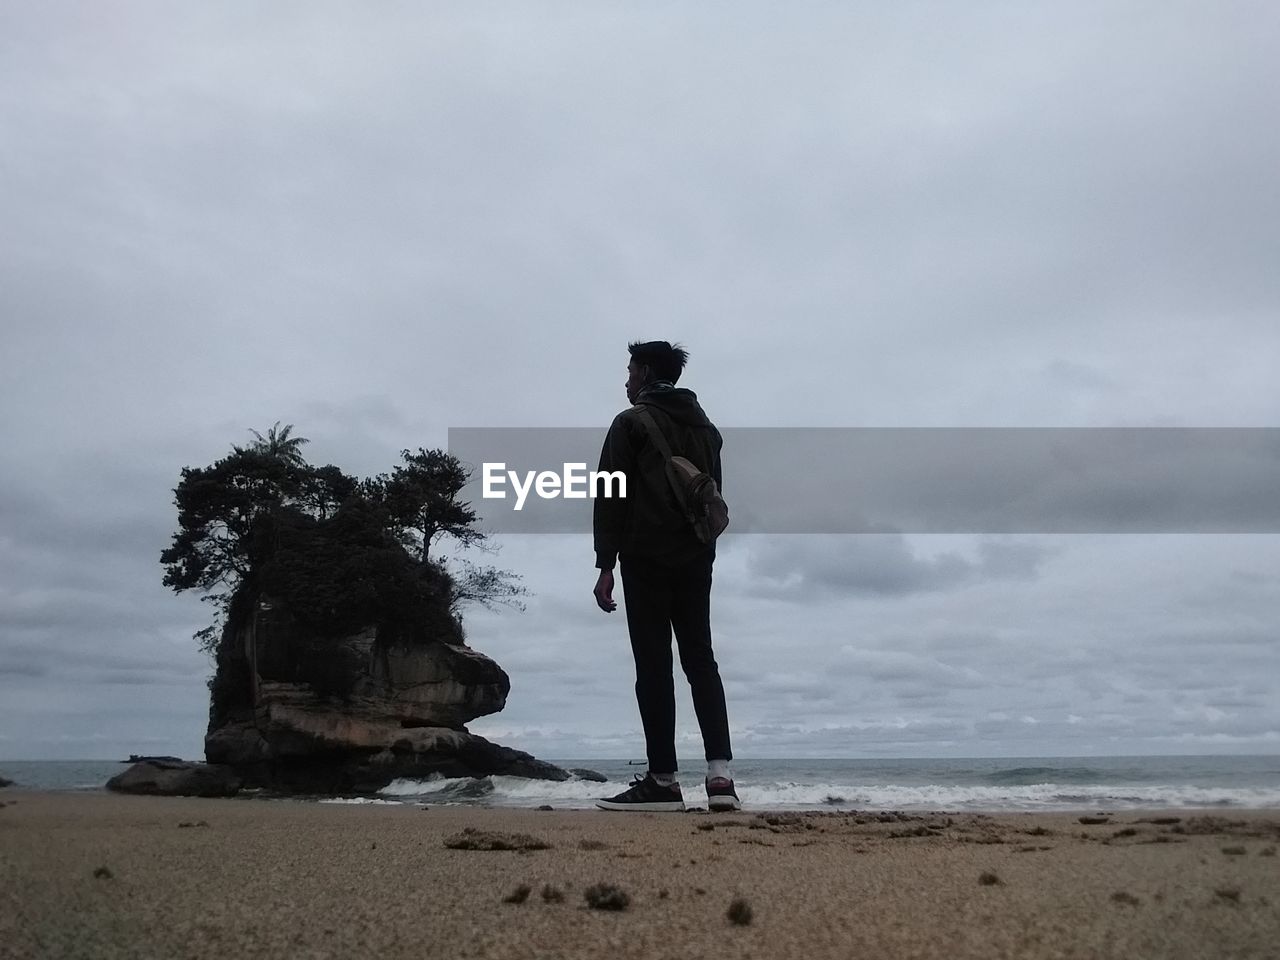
[{"xmin": 2, "ymin": 792, "xmax": 1279, "ymax": 959}]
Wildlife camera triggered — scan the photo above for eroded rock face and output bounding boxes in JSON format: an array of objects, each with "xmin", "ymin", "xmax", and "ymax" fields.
[{"xmin": 204, "ymin": 597, "xmax": 568, "ymax": 793}]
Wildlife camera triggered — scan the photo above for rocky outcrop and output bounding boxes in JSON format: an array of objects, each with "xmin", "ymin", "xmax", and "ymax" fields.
[
  {"xmin": 204, "ymin": 596, "xmax": 570, "ymax": 793},
  {"xmin": 208, "ymin": 720, "xmax": 566, "ymax": 794},
  {"xmin": 107, "ymin": 758, "xmax": 241, "ymax": 797},
  {"xmin": 0, "ymin": 776, "xmax": 13, "ymax": 788}
]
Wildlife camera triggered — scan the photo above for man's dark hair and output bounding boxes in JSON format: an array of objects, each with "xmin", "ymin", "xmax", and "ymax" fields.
[{"xmin": 628, "ymin": 340, "xmax": 689, "ymax": 384}]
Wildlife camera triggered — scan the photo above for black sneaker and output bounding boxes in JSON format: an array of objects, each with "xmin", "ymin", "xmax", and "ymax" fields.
[
  {"xmin": 706, "ymin": 776, "xmax": 741, "ymax": 811},
  {"xmin": 595, "ymin": 773, "xmax": 685, "ymax": 812}
]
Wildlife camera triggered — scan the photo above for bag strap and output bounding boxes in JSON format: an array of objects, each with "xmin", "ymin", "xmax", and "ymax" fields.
[{"xmin": 634, "ymin": 407, "xmax": 676, "ymax": 460}]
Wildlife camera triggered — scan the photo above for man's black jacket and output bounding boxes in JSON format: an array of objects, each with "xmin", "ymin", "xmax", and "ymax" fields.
[{"xmin": 593, "ymin": 383, "xmax": 723, "ymax": 570}]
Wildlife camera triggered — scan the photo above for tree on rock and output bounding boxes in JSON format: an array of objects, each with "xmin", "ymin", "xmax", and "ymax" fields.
[
  {"xmin": 161, "ymin": 425, "xmax": 525, "ymax": 655},
  {"xmin": 160, "ymin": 445, "xmax": 301, "ymax": 651},
  {"xmin": 366, "ymin": 448, "xmax": 527, "ymax": 613},
  {"xmin": 369, "ymin": 448, "xmax": 483, "ymax": 562}
]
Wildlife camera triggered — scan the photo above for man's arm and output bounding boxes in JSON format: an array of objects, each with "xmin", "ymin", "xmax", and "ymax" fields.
[
  {"xmin": 592, "ymin": 412, "xmax": 636, "ymax": 572},
  {"xmin": 711, "ymin": 425, "xmax": 723, "ymax": 496},
  {"xmin": 592, "ymin": 412, "xmax": 636, "ymax": 613}
]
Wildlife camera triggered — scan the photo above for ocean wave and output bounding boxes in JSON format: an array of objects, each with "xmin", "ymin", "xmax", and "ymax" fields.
[
  {"xmin": 379, "ymin": 773, "xmax": 633, "ymax": 802},
  {"xmin": 984, "ymin": 766, "xmax": 1108, "ymax": 786},
  {"xmin": 742, "ymin": 781, "xmax": 1280, "ymax": 810},
  {"xmin": 376, "ymin": 775, "xmax": 1280, "ymax": 811}
]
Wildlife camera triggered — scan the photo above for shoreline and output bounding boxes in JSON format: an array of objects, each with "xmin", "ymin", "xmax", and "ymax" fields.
[
  {"xmin": 8, "ymin": 754, "xmax": 1280, "ymax": 812},
  {"xmin": 10, "ymin": 783, "xmax": 1280, "ymax": 815},
  {"xmin": 3, "ymin": 792, "xmax": 1278, "ymax": 959}
]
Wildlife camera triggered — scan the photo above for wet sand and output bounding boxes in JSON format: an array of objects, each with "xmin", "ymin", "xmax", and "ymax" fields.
[{"xmin": 2, "ymin": 791, "xmax": 1278, "ymax": 959}]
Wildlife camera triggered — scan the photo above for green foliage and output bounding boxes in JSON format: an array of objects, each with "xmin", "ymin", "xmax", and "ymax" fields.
[
  {"xmin": 160, "ymin": 446, "xmax": 301, "ymax": 638},
  {"xmin": 449, "ymin": 558, "xmax": 528, "ymax": 613},
  {"xmin": 366, "ymin": 448, "xmax": 483, "ymax": 561},
  {"xmin": 163, "ymin": 424, "xmax": 523, "ymax": 656},
  {"xmin": 204, "ymin": 586, "xmax": 258, "ymax": 726},
  {"xmin": 207, "ymin": 637, "xmax": 252, "ymax": 728},
  {"xmin": 297, "ymin": 464, "xmax": 357, "ymax": 520},
  {"xmin": 254, "ymin": 499, "xmax": 461, "ymax": 643}
]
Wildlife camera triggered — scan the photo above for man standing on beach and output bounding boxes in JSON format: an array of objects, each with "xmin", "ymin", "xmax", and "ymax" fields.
[{"xmin": 592, "ymin": 341, "xmax": 738, "ymax": 812}]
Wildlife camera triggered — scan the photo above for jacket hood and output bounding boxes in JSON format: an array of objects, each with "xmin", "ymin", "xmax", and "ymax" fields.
[{"xmin": 634, "ymin": 383, "xmax": 712, "ymax": 426}]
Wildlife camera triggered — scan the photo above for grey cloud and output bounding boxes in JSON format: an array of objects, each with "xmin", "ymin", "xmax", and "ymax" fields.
[
  {"xmin": 733, "ymin": 672, "xmax": 837, "ymax": 699},
  {"xmin": 2, "ymin": 5, "xmax": 1279, "ymax": 759},
  {"xmin": 0, "ymin": 483, "xmax": 172, "ymax": 564},
  {"xmin": 734, "ymin": 718, "xmax": 971, "ymax": 755},
  {"xmin": 1043, "ymin": 361, "xmax": 1121, "ymax": 395},
  {"xmin": 0, "ymin": 660, "xmax": 48, "ymax": 679},
  {"xmin": 742, "ymin": 535, "xmax": 1050, "ymax": 599},
  {"xmin": 0, "ymin": 590, "xmax": 176, "ymax": 634},
  {"xmin": 828, "ymin": 648, "xmax": 987, "ymax": 689}
]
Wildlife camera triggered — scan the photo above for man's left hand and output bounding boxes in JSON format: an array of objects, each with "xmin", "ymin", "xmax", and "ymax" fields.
[{"xmin": 593, "ymin": 569, "xmax": 617, "ymax": 612}]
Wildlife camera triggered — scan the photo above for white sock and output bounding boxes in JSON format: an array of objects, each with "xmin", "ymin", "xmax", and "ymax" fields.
[
  {"xmin": 707, "ymin": 759, "xmax": 731, "ymax": 781},
  {"xmin": 651, "ymin": 772, "xmax": 677, "ymax": 787}
]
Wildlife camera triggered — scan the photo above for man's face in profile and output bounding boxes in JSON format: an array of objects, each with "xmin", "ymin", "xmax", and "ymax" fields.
[{"xmin": 625, "ymin": 360, "xmax": 647, "ymax": 404}]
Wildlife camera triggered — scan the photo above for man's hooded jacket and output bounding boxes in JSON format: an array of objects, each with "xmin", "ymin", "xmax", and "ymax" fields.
[{"xmin": 593, "ymin": 382, "xmax": 723, "ymax": 570}]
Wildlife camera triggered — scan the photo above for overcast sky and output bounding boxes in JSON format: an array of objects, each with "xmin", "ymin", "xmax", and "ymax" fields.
[{"xmin": 2, "ymin": 3, "xmax": 1278, "ymax": 762}]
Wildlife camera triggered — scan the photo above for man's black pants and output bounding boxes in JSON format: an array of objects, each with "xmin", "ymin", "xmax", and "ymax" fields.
[{"xmin": 619, "ymin": 550, "xmax": 732, "ymax": 774}]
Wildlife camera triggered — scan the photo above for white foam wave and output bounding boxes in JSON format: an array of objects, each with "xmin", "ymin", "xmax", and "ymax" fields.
[
  {"xmin": 378, "ymin": 774, "xmax": 634, "ymax": 802},
  {"xmin": 376, "ymin": 776, "xmax": 1280, "ymax": 810},
  {"xmin": 733, "ymin": 781, "xmax": 1280, "ymax": 811}
]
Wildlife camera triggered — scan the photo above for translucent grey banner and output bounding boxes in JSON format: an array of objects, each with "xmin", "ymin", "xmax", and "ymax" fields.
[{"xmin": 448, "ymin": 428, "xmax": 1280, "ymax": 534}]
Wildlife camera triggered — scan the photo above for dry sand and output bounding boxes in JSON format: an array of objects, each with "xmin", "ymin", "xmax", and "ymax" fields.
[{"xmin": 2, "ymin": 792, "xmax": 1278, "ymax": 959}]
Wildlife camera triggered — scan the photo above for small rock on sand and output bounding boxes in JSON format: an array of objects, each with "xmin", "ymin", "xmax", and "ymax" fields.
[
  {"xmin": 502, "ymin": 884, "xmax": 532, "ymax": 904},
  {"xmin": 727, "ymin": 897, "xmax": 753, "ymax": 925},
  {"xmin": 443, "ymin": 828, "xmax": 551, "ymax": 851},
  {"xmin": 584, "ymin": 883, "xmax": 629, "ymax": 911}
]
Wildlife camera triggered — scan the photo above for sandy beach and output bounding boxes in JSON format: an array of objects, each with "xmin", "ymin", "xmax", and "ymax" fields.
[{"xmin": 2, "ymin": 792, "xmax": 1278, "ymax": 960}]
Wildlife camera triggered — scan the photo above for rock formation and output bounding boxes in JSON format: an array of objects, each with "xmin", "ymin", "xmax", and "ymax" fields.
[
  {"xmin": 107, "ymin": 758, "xmax": 241, "ymax": 797},
  {"xmin": 204, "ymin": 595, "xmax": 569, "ymax": 793}
]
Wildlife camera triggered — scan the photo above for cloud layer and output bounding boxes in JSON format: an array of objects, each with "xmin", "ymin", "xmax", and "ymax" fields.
[{"xmin": 2, "ymin": 3, "xmax": 1278, "ymax": 759}]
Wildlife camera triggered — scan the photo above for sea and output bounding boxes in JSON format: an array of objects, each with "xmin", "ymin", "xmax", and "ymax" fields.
[{"xmin": 3, "ymin": 755, "xmax": 1280, "ymax": 812}]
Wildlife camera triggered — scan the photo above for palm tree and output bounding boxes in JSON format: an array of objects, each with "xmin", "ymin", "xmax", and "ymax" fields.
[{"xmin": 246, "ymin": 421, "xmax": 309, "ymax": 467}]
